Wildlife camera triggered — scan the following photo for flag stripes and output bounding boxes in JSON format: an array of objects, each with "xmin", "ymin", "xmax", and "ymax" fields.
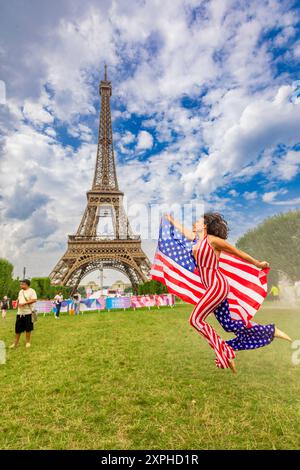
[{"xmin": 151, "ymin": 217, "xmax": 269, "ymax": 326}]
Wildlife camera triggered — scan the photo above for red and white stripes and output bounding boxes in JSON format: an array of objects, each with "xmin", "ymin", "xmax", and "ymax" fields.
[
  {"xmin": 151, "ymin": 243, "xmax": 269, "ymax": 327},
  {"xmin": 189, "ymin": 236, "xmax": 235, "ymax": 369}
]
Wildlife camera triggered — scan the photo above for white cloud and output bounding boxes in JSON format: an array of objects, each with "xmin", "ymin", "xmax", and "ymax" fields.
[
  {"xmin": 275, "ymin": 150, "xmax": 300, "ymax": 181},
  {"xmin": 44, "ymin": 127, "xmax": 57, "ymax": 137},
  {"xmin": 262, "ymin": 189, "xmax": 290, "ymax": 204},
  {"xmin": 262, "ymin": 191, "xmax": 300, "ymax": 206},
  {"xmin": 136, "ymin": 130, "xmax": 153, "ymax": 151},
  {"xmin": 23, "ymin": 101, "xmax": 53, "ymax": 126},
  {"xmin": 294, "ymin": 41, "xmax": 300, "ymax": 58},
  {"xmin": 243, "ymin": 191, "xmax": 257, "ymax": 201},
  {"xmin": 115, "ymin": 131, "xmax": 136, "ymax": 157},
  {"xmin": 68, "ymin": 123, "xmax": 93, "ymax": 142},
  {"xmin": 274, "ymin": 25, "xmax": 295, "ymax": 46},
  {"xmin": 182, "ymin": 85, "xmax": 300, "ymax": 195},
  {"xmin": 262, "ymin": 191, "xmax": 280, "ymax": 203},
  {"xmin": 271, "ymin": 197, "xmax": 300, "ymax": 206},
  {"xmin": 122, "ymin": 131, "xmax": 135, "ymax": 145}
]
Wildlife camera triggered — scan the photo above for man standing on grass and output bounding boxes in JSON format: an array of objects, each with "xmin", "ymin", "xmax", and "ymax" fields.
[{"xmin": 10, "ymin": 279, "xmax": 37, "ymax": 349}]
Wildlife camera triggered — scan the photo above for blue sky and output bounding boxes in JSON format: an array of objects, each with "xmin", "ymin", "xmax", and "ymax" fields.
[{"xmin": 0, "ymin": 0, "xmax": 299, "ymax": 281}]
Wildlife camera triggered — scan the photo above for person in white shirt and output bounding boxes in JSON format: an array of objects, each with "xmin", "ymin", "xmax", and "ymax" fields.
[
  {"xmin": 53, "ymin": 292, "xmax": 63, "ymax": 319},
  {"xmin": 10, "ymin": 279, "xmax": 37, "ymax": 349}
]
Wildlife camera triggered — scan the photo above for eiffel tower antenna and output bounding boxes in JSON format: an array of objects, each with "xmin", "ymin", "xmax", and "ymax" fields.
[{"xmin": 49, "ymin": 68, "xmax": 151, "ymax": 292}]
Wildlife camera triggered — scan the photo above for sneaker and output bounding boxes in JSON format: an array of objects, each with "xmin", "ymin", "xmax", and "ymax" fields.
[
  {"xmin": 25, "ymin": 343, "xmax": 31, "ymax": 348},
  {"xmin": 9, "ymin": 343, "xmax": 18, "ymax": 349}
]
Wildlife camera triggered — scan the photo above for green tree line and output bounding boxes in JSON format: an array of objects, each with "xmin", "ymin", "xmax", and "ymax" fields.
[
  {"xmin": 138, "ymin": 279, "xmax": 168, "ymax": 295},
  {"xmin": 236, "ymin": 210, "xmax": 300, "ymax": 286},
  {"xmin": 0, "ymin": 259, "xmax": 72, "ymax": 300}
]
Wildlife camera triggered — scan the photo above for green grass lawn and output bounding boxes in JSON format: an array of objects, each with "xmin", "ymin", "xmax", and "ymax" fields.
[{"xmin": 0, "ymin": 304, "xmax": 299, "ymax": 450}]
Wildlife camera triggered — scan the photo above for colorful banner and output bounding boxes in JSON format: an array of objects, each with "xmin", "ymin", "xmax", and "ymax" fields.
[
  {"xmin": 131, "ymin": 295, "xmax": 156, "ymax": 308},
  {"xmin": 81, "ymin": 298, "xmax": 106, "ymax": 311},
  {"xmin": 35, "ymin": 300, "xmax": 55, "ymax": 313},
  {"xmin": 105, "ymin": 297, "xmax": 131, "ymax": 310},
  {"xmin": 33, "ymin": 294, "xmax": 174, "ymax": 313},
  {"xmin": 155, "ymin": 293, "xmax": 175, "ymax": 306},
  {"xmin": 130, "ymin": 294, "xmax": 175, "ymax": 308},
  {"xmin": 60, "ymin": 299, "xmax": 73, "ymax": 313}
]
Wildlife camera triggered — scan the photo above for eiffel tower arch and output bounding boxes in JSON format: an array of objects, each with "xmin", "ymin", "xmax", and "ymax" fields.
[{"xmin": 49, "ymin": 66, "xmax": 151, "ymax": 293}]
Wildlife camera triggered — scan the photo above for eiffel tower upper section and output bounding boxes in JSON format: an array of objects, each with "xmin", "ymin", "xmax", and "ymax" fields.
[
  {"xmin": 92, "ymin": 64, "xmax": 119, "ymax": 191},
  {"xmin": 75, "ymin": 65, "xmax": 134, "ymax": 240}
]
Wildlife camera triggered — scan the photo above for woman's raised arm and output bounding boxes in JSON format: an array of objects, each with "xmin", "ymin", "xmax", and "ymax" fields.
[
  {"xmin": 211, "ymin": 237, "xmax": 270, "ymax": 269},
  {"xmin": 164, "ymin": 214, "xmax": 195, "ymax": 241}
]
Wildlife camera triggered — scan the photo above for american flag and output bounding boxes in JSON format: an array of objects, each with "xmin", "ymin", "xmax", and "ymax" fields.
[{"xmin": 150, "ymin": 216, "xmax": 270, "ymax": 326}]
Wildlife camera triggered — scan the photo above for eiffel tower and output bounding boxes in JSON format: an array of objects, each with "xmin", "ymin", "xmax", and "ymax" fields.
[{"xmin": 49, "ymin": 66, "xmax": 151, "ymax": 292}]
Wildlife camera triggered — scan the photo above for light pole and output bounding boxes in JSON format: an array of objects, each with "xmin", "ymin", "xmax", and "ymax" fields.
[
  {"xmin": 100, "ymin": 262, "xmax": 103, "ymax": 294},
  {"xmin": 99, "ymin": 262, "xmax": 106, "ymax": 295}
]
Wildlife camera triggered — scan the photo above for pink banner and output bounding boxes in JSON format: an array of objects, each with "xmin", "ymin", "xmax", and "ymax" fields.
[
  {"xmin": 35, "ymin": 300, "xmax": 53, "ymax": 313},
  {"xmin": 130, "ymin": 294, "xmax": 174, "ymax": 308},
  {"xmin": 156, "ymin": 294, "xmax": 174, "ymax": 306}
]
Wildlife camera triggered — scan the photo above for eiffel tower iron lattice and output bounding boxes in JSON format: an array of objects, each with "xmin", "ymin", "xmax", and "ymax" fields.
[{"xmin": 49, "ymin": 66, "xmax": 151, "ymax": 292}]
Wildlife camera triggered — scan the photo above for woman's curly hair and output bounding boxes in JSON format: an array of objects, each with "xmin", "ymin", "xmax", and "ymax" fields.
[{"xmin": 203, "ymin": 212, "xmax": 229, "ymax": 240}]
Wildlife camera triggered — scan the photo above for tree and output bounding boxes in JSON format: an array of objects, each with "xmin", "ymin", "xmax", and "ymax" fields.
[
  {"xmin": 31, "ymin": 278, "xmax": 72, "ymax": 299},
  {"xmin": 8, "ymin": 278, "xmax": 21, "ymax": 300},
  {"xmin": 52, "ymin": 285, "xmax": 72, "ymax": 298},
  {"xmin": 124, "ymin": 286, "xmax": 133, "ymax": 294},
  {"xmin": 31, "ymin": 277, "xmax": 52, "ymax": 299},
  {"xmin": 0, "ymin": 258, "xmax": 14, "ymax": 299},
  {"xmin": 76, "ymin": 286, "xmax": 86, "ymax": 297},
  {"xmin": 236, "ymin": 210, "xmax": 300, "ymax": 286},
  {"xmin": 138, "ymin": 279, "xmax": 168, "ymax": 295}
]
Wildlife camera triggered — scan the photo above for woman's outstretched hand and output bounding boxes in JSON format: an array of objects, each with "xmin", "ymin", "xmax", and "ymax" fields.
[{"xmin": 255, "ymin": 260, "xmax": 270, "ymax": 269}]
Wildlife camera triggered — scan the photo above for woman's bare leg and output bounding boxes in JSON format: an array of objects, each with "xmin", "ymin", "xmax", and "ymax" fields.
[
  {"xmin": 228, "ymin": 359, "xmax": 237, "ymax": 374},
  {"xmin": 274, "ymin": 326, "xmax": 292, "ymax": 342}
]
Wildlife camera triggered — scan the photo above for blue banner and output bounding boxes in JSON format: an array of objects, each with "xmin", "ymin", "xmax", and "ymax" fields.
[{"xmin": 105, "ymin": 297, "xmax": 131, "ymax": 309}]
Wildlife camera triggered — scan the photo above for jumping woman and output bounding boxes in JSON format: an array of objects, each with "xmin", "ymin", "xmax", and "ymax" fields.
[{"xmin": 164, "ymin": 212, "xmax": 291, "ymax": 373}]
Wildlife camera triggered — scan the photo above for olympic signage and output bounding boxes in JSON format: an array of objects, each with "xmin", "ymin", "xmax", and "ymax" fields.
[
  {"xmin": 105, "ymin": 297, "xmax": 131, "ymax": 310},
  {"xmin": 33, "ymin": 294, "xmax": 175, "ymax": 314},
  {"xmin": 131, "ymin": 294, "xmax": 174, "ymax": 308}
]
